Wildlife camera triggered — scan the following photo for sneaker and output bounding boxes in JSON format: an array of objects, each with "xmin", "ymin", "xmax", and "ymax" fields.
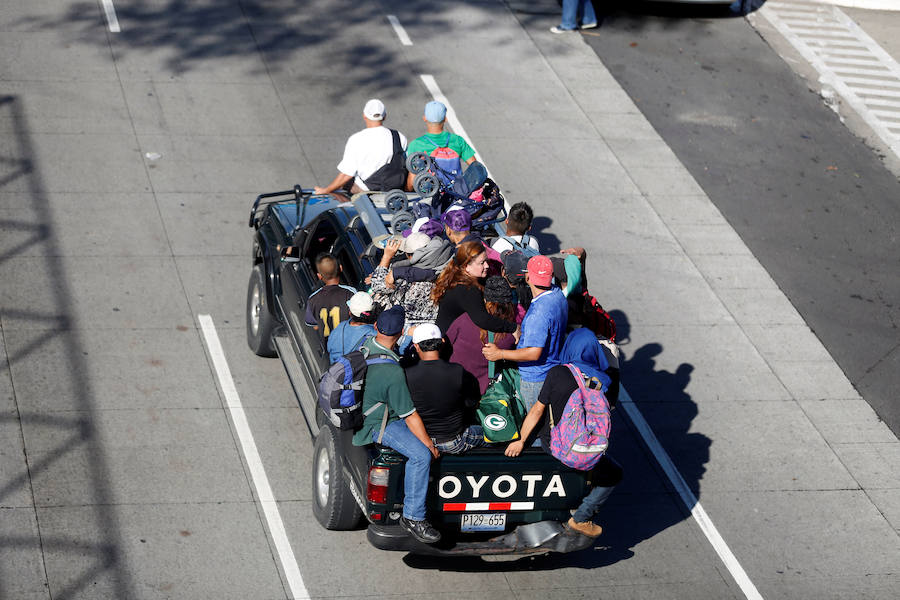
[
  {"xmin": 400, "ymin": 516, "xmax": 442, "ymax": 544},
  {"xmin": 550, "ymin": 26, "xmax": 576, "ymax": 34},
  {"xmin": 580, "ymin": 22, "xmax": 598, "ymax": 30},
  {"xmin": 567, "ymin": 517, "xmax": 603, "ymax": 537}
]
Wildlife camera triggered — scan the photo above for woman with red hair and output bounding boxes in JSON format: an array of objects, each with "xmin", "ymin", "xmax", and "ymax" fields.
[{"xmin": 432, "ymin": 241, "xmax": 516, "ymax": 337}]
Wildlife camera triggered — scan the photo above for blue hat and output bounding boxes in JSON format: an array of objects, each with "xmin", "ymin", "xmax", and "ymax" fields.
[
  {"xmin": 424, "ymin": 101, "xmax": 447, "ymax": 123},
  {"xmin": 376, "ymin": 305, "xmax": 405, "ymax": 336}
]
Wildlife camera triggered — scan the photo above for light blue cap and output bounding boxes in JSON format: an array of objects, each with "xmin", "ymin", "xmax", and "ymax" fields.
[{"xmin": 424, "ymin": 101, "xmax": 447, "ymax": 123}]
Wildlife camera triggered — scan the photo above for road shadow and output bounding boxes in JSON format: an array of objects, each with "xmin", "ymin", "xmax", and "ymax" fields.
[
  {"xmin": 0, "ymin": 96, "xmax": 135, "ymax": 598},
  {"xmin": 11, "ymin": 0, "xmax": 490, "ymax": 102},
  {"xmin": 530, "ymin": 216, "xmax": 562, "ymax": 254},
  {"xmin": 403, "ymin": 308, "xmax": 709, "ymax": 572}
]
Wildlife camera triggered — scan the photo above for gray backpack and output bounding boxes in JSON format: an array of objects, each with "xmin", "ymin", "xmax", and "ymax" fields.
[{"xmin": 317, "ymin": 347, "xmax": 397, "ymax": 431}]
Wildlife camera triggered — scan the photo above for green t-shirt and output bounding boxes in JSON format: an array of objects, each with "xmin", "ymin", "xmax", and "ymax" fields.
[
  {"xmin": 407, "ymin": 132, "xmax": 475, "ymax": 162},
  {"xmin": 351, "ymin": 338, "xmax": 416, "ymax": 446}
]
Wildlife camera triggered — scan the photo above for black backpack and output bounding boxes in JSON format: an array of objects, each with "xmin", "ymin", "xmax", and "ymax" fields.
[{"xmin": 363, "ymin": 129, "xmax": 408, "ymax": 191}]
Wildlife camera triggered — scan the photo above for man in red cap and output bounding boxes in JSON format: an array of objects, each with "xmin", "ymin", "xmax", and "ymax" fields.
[{"xmin": 483, "ymin": 255, "xmax": 568, "ymax": 412}]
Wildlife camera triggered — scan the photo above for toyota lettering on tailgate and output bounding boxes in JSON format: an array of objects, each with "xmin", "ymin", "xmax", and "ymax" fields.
[{"xmin": 438, "ymin": 474, "xmax": 566, "ymax": 502}]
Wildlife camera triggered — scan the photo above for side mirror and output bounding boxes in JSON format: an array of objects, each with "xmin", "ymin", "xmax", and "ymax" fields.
[{"xmin": 280, "ymin": 246, "xmax": 301, "ymax": 263}]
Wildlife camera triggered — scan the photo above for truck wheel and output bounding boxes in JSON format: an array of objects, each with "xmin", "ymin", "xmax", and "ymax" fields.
[
  {"xmin": 246, "ymin": 264, "xmax": 276, "ymax": 357},
  {"xmin": 312, "ymin": 425, "xmax": 363, "ymax": 530}
]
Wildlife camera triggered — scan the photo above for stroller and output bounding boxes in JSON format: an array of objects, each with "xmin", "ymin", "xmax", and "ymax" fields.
[{"xmin": 391, "ymin": 151, "xmax": 506, "ymax": 235}]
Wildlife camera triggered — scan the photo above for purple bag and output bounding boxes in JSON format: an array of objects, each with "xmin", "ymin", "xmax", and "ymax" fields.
[{"xmin": 549, "ymin": 364, "xmax": 611, "ymax": 470}]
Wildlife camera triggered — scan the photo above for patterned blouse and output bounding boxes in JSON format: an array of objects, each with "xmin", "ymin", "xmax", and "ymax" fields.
[{"xmin": 369, "ymin": 265, "xmax": 439, "ymax": 326}]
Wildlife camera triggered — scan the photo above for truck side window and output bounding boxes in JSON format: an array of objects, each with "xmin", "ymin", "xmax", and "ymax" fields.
[
  {"xmin": 304, "ymin": 218, "xmax": 338, "ymax": 269},
  {"xmin": 334, "ymin": 245, "xmax": 362, "ymax": 289}
]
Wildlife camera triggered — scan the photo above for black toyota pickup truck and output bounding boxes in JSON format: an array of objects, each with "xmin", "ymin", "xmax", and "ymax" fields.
[{"xmin": 245, "ymin": 187, "xmax": 596, "ymax": 557}]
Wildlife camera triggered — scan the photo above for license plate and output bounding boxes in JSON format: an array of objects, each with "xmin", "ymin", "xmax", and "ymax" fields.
[{"xmin": 460, "ymin": 513, "xmax": 507, "ymax": 532}]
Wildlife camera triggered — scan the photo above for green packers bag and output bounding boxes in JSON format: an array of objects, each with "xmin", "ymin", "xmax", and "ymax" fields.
[{"xmin": 476, "ymin": 333, "xmax": 526, "ymax": 443}]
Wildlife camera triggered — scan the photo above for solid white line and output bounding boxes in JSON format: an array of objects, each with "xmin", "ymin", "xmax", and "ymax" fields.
[
  {"xmin": 419, "ymin": 74, "xmax": 492, "ymax": 180},
  {"xmin": 619, "ymin": 388, "xmax": 764, "ymax": 600},
  {"xmin": 100, "ymin": 0, "xmax": 121, "ymax": 33},
  {"xmin": 387, "ymin": 15, "xmax": 413, "ymax": 46},
  {"xmin": 198, "ymin": 314, "xmax": 310, "ymax": 600}
]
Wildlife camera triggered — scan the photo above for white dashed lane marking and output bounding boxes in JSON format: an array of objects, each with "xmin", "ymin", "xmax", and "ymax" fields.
[
  {"xmin": 759, "ymin": 0, "xmax": 900, "ymax": 157},
  {"xmin": 387, "ymin": 15, "xmax": 413, "ymax": 46},
  {"xmin": 100, "ymin": 0, "xmax": 121, "ymax": 33}
]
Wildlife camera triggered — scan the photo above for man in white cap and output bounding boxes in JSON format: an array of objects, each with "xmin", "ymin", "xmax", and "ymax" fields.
[
  {"xmin": 404, "ymin": 323, "xmax": 484, "ymax": 454},
  {"xmin": 326, "ymin": 291, "xmax": 377, "ymax": 362},
  {"xmin": 315, "ymin": 99, "xmax": 408, "ymax": 195},
  {"xmin": 406, "ymin": 100, "xmax": 476, "ymax": 190}
]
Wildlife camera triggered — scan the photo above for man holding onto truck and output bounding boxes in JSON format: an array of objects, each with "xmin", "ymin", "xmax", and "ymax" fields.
[
  {"xmin": 350, "ymin": 305, "xmax": 442, "ymax": 544},
  {"xmin": 482, "ymin": 254, "xmax": 567, "ymax": 411}
]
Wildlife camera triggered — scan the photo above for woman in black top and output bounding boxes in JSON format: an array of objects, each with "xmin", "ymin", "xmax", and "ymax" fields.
[{"xmin": 431, "ymin": 241, "xmax": 517, "ymax": 335}]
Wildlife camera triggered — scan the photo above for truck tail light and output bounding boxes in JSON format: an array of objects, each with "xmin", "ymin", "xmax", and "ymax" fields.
[{"xmin": 367, "ymin": 466, "xmax": 390, "ymax": 504}]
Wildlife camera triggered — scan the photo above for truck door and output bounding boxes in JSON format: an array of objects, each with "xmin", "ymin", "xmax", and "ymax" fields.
[{"xmin": 279, "ymin": 215, "xmax": 338, "ymax": 385}]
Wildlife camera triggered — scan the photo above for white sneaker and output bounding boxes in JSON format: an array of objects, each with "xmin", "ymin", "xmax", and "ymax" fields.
[
  {"xmin": 580, "ymin": 22, "xmax": 598, "ymax": 30},
  {"xmin": 550, "ymin": 26, "xmax": 576, "ymax": 34}
]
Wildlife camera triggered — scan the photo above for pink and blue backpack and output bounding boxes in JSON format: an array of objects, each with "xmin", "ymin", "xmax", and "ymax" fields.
[{"xmin": 549, "ymin": 364, "xmax": 611, "ymax": 470}]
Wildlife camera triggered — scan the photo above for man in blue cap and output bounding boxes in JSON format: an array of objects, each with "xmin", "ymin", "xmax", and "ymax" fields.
[
  {"xmin": 406, "ymin": 100, "xmax": 476, "ymax": 189},
  {"xmin": 351, "ymin": 305, "xmax": 442, "ymax": 544}
]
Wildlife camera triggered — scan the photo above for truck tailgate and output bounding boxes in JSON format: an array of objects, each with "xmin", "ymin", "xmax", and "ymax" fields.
[{"xmin": 426, "ymin": 449, "xmax": 591, "ymax": 526}]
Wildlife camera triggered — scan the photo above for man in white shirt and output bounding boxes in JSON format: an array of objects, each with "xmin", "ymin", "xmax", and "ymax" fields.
[
  {"xmin": 491, "ymin": 201, "xmax": 541, "ymax": 255},
  {"xmin": 314, "ymin": 99, "xmax": 408, "ymax": 195}
]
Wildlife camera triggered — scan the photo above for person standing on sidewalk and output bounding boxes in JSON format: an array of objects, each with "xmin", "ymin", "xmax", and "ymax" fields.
[{"xmin": 550, "ymin": 0, "xmax": 598, "ymax": 34}]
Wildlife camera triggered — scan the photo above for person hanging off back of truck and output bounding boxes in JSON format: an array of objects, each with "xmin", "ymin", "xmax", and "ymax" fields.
[
  {"xmin": 406, "ymin": 101, "xmax": 476, "ymax": 191},
  {"xmin": 305, "ymin": 253, "xmax": 356, "ymax": 343},
  {"xmin": 491, "ymin": 201, "xmax": 541, "ymax": 256},
  {"xmin": 350, "ymin": 305, "xmax": 442, "ymax": 544},
  {"xmin": 404, "ymin": 323, "xmax": 485, "ymax": 454},
  {"xmin": 327, "ymin": 291, "xmax": 377, "ymax": 362},
  {"xmin": 482, "ymin": 255, "xmax": 567, "ymax": 412},
  {"xmin": 504, "ymin": 328, "xmax": 622, "ymax": 538},
  {"xmin": 314, "ymin": 99, "xmax": 408, "ymax": 195}
]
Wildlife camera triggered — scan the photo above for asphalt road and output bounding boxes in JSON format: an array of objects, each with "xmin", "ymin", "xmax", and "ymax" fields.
[
  {"xmin": 580, "ymin": 0, "xmax": 900, "ymax": 434},
  {"xmin": 2, "ymin": 1, "xmax": 899, "ymax": 599}
]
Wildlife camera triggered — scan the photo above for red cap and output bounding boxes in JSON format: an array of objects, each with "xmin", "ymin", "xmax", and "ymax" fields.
[{"xmin": 526, "ymin": 255, "xmax": 553, "ymax": 288}]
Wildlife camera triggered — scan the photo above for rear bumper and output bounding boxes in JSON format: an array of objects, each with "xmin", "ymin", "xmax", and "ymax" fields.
[{"xmin": 367, "ymin": 520, "xmax": 596, "ymax": 557}]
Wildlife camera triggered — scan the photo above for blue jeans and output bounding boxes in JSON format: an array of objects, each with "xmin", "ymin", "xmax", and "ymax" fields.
[
  {"xmin": 374, "ymin": 419, "xmax": 432, "ymax": 521},
  {"xmin": 572, "ymin": 456, "xmax": 622, "ymax": 522},
  {"xmin": 572, "ymin": 485, "xmax": 615, "ymax": 523},
  {"xmin": 434, "ymin": 425, "xmax": 484, "ymax": 454},
  {"xmin": 560, "ymin": 0, "xmax": 597, "ymax": 30},
  {"xmin": 519, "ymin": 378, "xmax": 545, "ymax": 413}
]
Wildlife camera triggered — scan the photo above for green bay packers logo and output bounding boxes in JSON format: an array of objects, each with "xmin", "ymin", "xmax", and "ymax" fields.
[{"xmin": 483, "ymin": 413, "xmax": 508, "ymax": 431}]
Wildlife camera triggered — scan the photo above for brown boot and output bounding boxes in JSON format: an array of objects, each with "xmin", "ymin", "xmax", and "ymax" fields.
[{"xmin": 567, "ymin": 517, "xmax": 603, "ymax": 537}]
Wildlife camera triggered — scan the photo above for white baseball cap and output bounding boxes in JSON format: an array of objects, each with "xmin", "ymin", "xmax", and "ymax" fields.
[
  {"xmin": 363, "ymin": 99, "xmax": 386, "ymax": 121},
  {"xmin": 346, "ymin": 291, "xmax": 374, "ymax": 317},
  {"xmin": 412, "ymin": 323, "xmax": 442, "ymax": 345},
  {"xmin": 399, "ymin": 232, "xmax": 430, "ymax": 254}
]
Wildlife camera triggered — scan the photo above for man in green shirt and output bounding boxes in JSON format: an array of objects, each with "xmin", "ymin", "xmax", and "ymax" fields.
[
  {"xmin": 406, "ymin": 101, "xmax": 476, "ymax": 190},
  {"xmin": 351, "ymin": 305, "xmax": 441, "ymax": 544}
]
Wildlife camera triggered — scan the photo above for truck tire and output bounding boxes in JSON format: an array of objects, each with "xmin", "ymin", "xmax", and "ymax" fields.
[
  {"xmin": 246, "ymin": 264, "xmax": 276, "ymax": 357},
  {"xmin": 312, "ymin": 425, "xmax": 363, "ymax": 530}
]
